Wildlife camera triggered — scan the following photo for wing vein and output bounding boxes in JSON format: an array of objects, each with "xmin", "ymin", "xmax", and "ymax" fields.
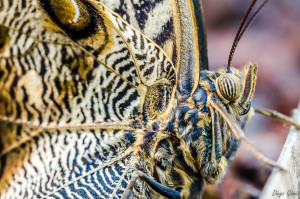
[
  {"xmin": 109, "ymin": 157, "xmax": 132, "ymax": 199},
  {"xmin": 43, "ymin": 148, "xmax": 134, "ymax": 199}
]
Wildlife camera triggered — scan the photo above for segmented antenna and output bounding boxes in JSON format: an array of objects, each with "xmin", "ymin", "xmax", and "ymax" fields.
[{"xmin": 227, "ymin": 0, "xmax": 269, "ymax": 71}]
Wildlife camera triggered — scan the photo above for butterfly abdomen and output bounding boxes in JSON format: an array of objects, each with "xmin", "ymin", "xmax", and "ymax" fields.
[{"xmin": 133, "ymin": 127, "xmax": 205, "ymax": 199}]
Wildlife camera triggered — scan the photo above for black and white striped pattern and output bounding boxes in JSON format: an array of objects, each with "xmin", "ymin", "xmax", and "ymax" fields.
[
  {"xmin": 0, "ymin": 128, "xmax": 135, "ymax": 198},
  {"xmin": 0, "ymin": 0, "xmax": 178, "ymax": 198}
]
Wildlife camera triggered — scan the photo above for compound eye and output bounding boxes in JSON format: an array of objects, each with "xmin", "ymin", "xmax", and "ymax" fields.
[
  {"xmin": 238, "ymin": 102, "xmax": 251, "ymax": 115},
  {"xmin": 216, "ymin": 73, "xmax": 241, "ymax": 103}
]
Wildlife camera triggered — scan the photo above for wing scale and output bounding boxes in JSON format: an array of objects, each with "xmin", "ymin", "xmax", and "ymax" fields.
[
  {"xmin": 0, "ymin": 0, "xmax": 175, "ymax": 197},
  {"xmin": 0, "ymin": 0, "xmax": 209, "ymax": 198}
]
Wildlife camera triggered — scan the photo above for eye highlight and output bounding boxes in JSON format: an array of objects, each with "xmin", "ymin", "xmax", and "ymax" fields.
[{"xmin": 216, "ymin": 73, "xmax": 241, "ymax": 103}]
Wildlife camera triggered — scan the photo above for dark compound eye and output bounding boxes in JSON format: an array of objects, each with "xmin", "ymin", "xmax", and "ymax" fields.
[
  {"xmin": 238, "ymin": 102, "xmax": 251, "ymax": 115},
  {"xmin": 216, "ymin": 73, "xmax": 242, "ymax": 104}
]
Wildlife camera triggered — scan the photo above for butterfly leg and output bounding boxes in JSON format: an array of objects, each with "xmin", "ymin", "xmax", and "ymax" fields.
[
  {"xmin": 255, "ymin": 107, "xmax": 300, "ymax": 129},
  {"xmin": 202, "ymin": 105, "xmax": 228, "ymax": 183},
  {"xmin": 209, "ymin": 100, "xmax": 286, "ymax": 171},
  {"xmin": 210, "ymin": 105, "xmax": 224, "ymax": 163},
  {"xmin": 122, "ymin": 170, "xmax": 181, "ymax": 199}
]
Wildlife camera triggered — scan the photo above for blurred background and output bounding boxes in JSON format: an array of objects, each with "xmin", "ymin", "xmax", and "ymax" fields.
[{"xmin": 200, "ymin": 0, "xmax": 300, "ymax": 198}]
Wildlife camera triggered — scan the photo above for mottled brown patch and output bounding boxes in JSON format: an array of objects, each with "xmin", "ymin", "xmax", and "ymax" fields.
[
  {"xmin": 47, "ymin": 0, "xmax": 91, "ymax": 31},
  {"xmin": 0, "ymin": 0, "xmax": 3, "ymax": 12},
  {"xmin": 0, "ymin": 25, "xmax": 10, "ymax": 54},
  {"xmin": 143, "ymin": 84, "xmax": 172, "ymax": 120}
]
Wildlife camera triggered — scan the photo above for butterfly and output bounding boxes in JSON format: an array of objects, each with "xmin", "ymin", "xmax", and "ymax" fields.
[{"xmin": 0, "ymin": 0, "xmax": 297, "ymax": 198}]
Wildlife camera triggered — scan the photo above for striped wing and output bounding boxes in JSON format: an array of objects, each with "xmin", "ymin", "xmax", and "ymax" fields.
[
  {"xmin": 0, "ymin": 0, "xmax": 208, "ymax": 198},
  {"xmin": 0, "ymin": 0, "xmax": 176, "ymax": 198},
  {"xmin": 101, "ymin": 0, "xmax": 208, "ymax": 95},
  {"xmin": 0, "ymin": 128, "xmax": 135, "ymax": 198},
  {"xmin": 0, "ymin": 0, "xmax": 176, "ymax": 124}
]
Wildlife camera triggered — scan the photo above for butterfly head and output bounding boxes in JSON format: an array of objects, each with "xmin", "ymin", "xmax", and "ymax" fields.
[
  {"xmin": 172, "ymin": 64, "xmax": 257, "ymax": 183},
  {"xmin": 214, "ymin": 63, "xmax": 257, "ymax": 115},
  {"xmin": 215, "ymin": 72, "xmax": 241, "ymax": 103}
]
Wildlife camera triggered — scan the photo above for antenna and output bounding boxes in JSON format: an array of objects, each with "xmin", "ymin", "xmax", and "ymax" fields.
[{"xmin": 227, "ymin": 0, "xmax": 269, "ymax": 72}]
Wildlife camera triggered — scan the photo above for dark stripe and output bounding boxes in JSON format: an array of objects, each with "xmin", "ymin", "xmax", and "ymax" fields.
[
  {"xmin": 39, "ymin": 0, "xmax": 100, "ymax": 40},
  {"xmin": 31, "ymin": 104, "xmax": 43, "ymax": 124},
  {"xmin": 131, "ymin": 0, "xmax": 163, "ymax": 30},
  {"xmin": 119, "ymin": 90, "xmax": 139, "ymax": 118},
  {"xmin": 143, "ymin": 65, "xmax": 154, "ymax": 76},
  {"xmin": 132, "ymin": 30, "xmax": 138, "ymax": 49},
  {"xmin": 140, "ymin": 34, "xmax": 145, "ymax": 50},
  {"xmin": 111, "ymin": 81, "xmax": 132, "ymax": 120},
  {"xmin": 20, "ymin": 86, "xmax": 32, "ymax": 120},
  {"xmin": 152, "ymin": 19, "xmax": 173, "ymax": 48},
  {"xmin": 228, "ymin": 78, "xmax": 235, "ymax": 98},
  {"xmin": 105, "ymin": 47, "xmax": 128, "ymax": 63}
]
